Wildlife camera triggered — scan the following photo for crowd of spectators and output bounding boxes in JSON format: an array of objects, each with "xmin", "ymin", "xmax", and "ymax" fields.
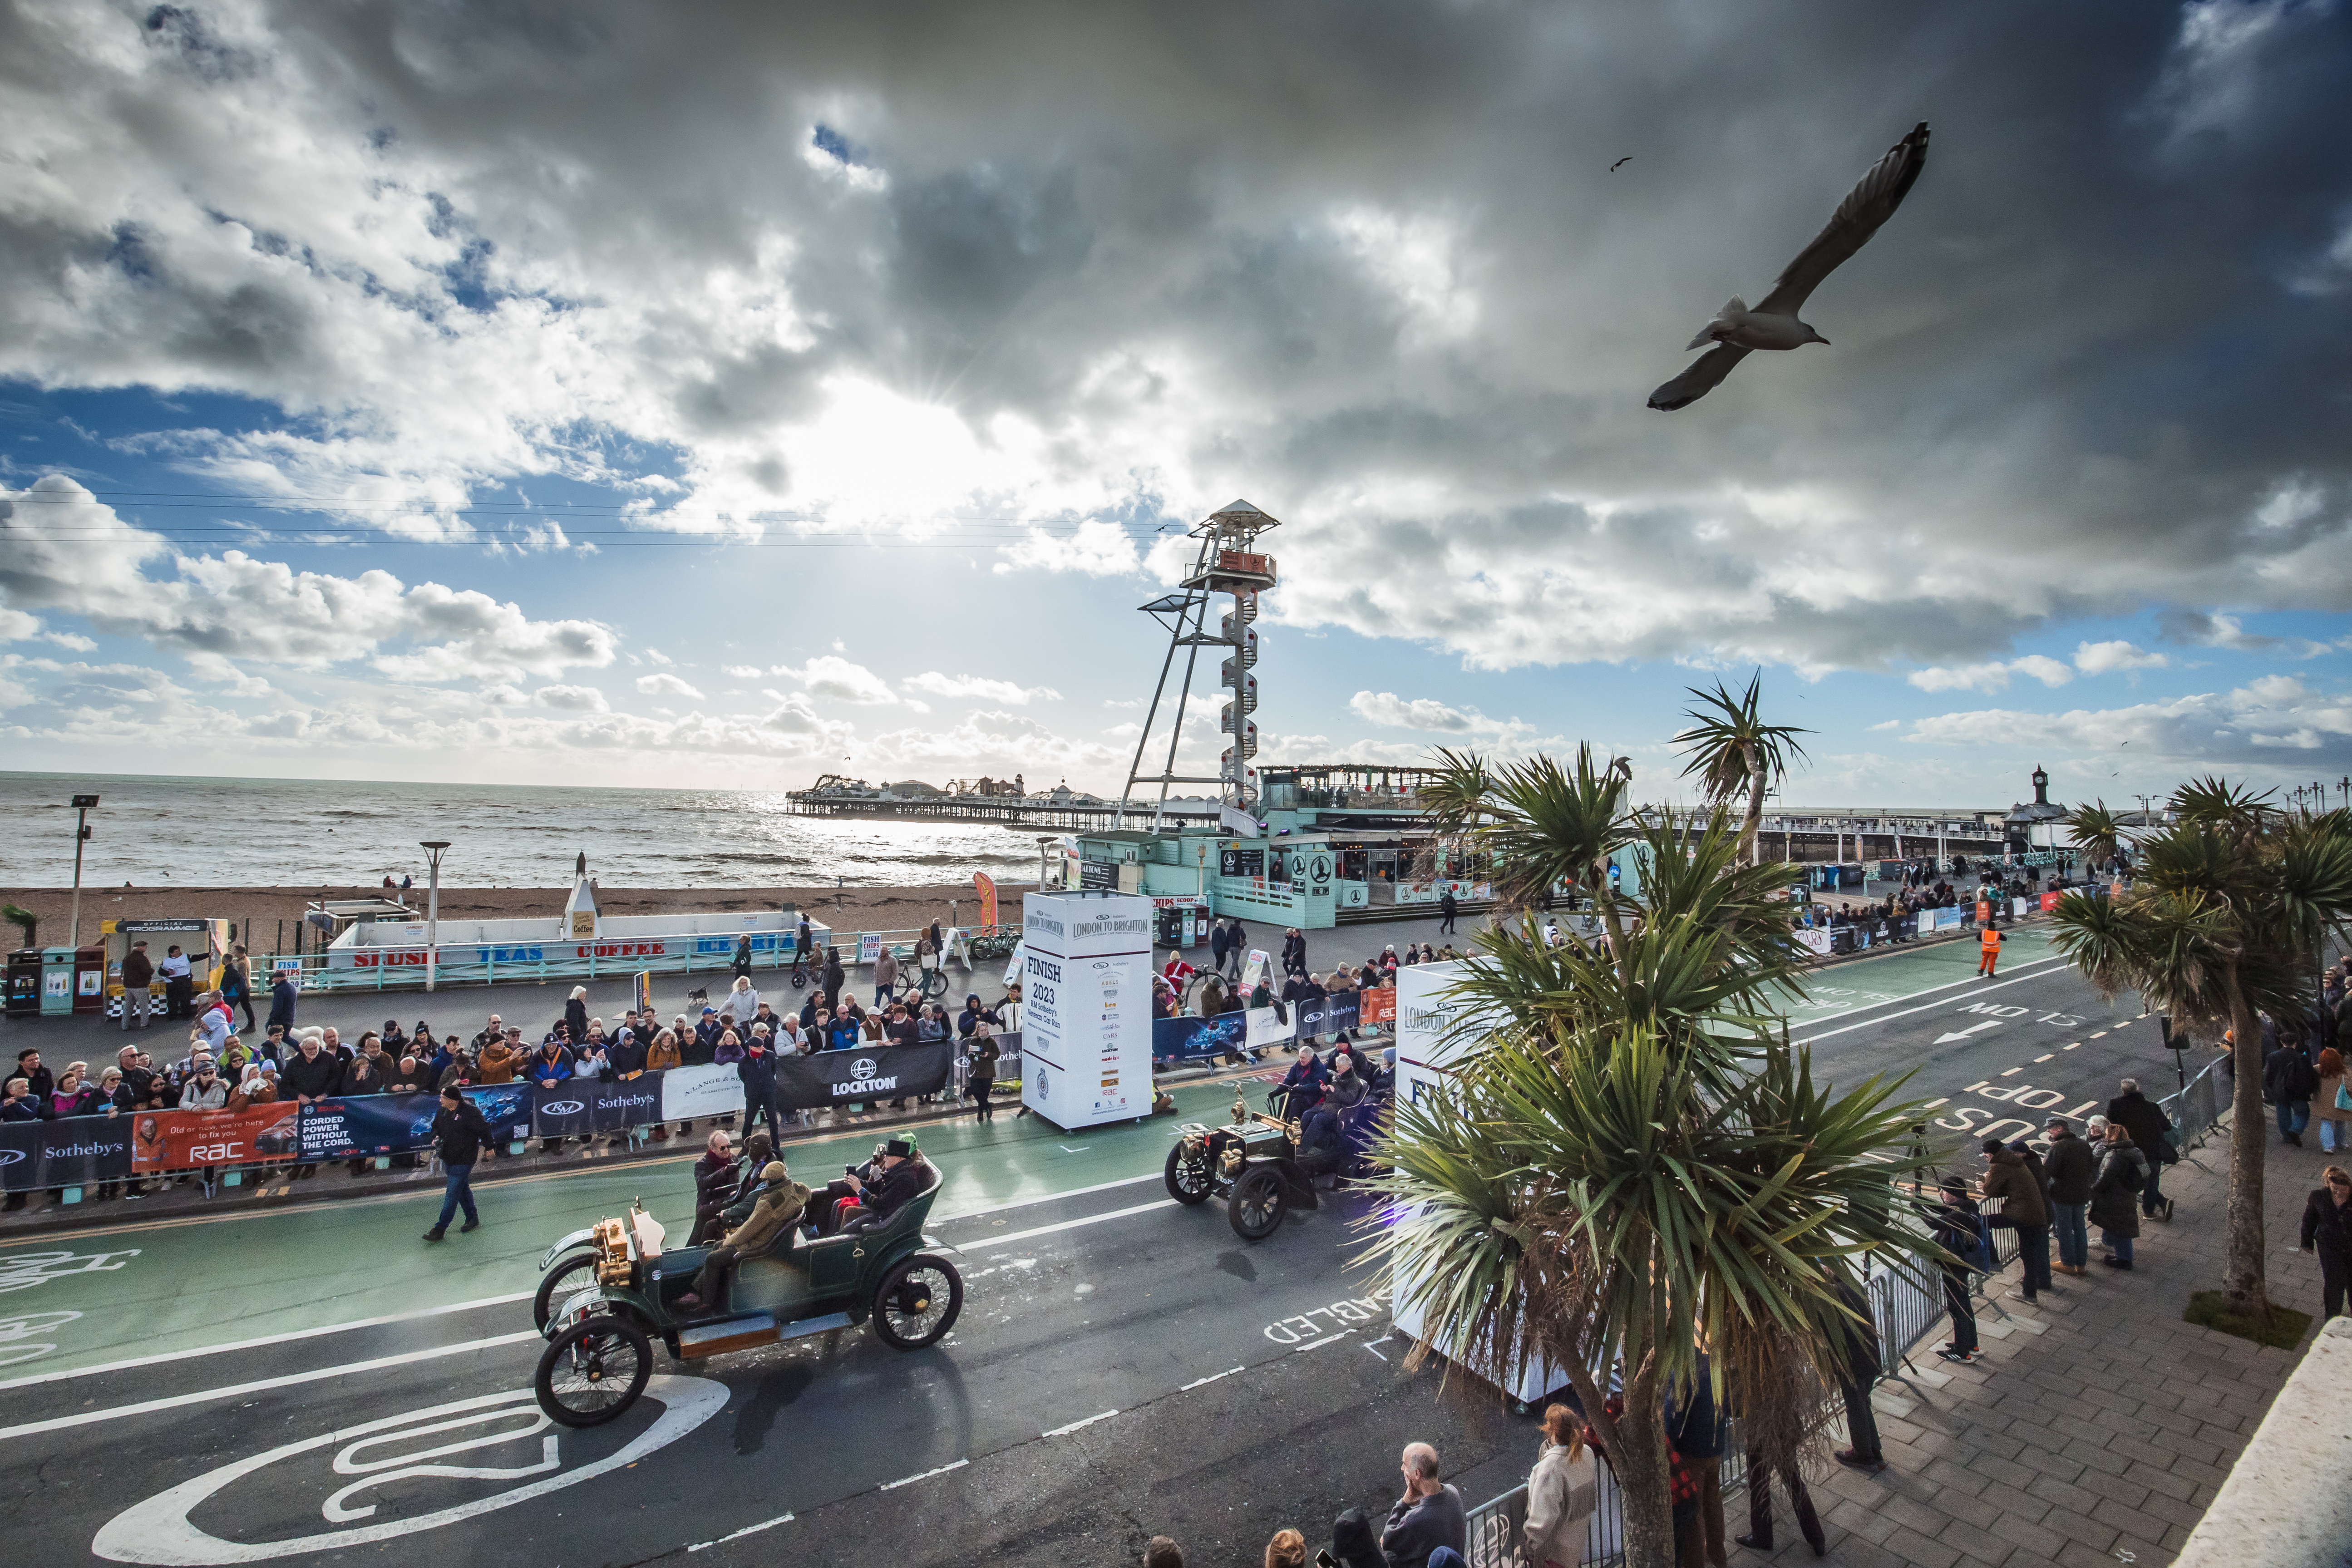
[{"xmin": 0, "ymin": 941, "xmax": 1035, "ymax": 1209}]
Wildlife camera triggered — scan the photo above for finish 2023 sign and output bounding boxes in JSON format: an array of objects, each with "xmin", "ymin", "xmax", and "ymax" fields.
[{"xmin": 1018, "ymin": 891, "xmax": 1153, "ymax": 1131}]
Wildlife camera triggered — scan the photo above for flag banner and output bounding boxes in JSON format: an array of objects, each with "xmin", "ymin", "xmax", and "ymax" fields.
[{"xmin": 659, "ymin": 1062, "xmax": 747, "ymax": 1121}]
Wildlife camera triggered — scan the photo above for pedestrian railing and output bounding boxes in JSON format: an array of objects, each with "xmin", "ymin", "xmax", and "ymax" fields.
[
  {"xmin": 2161, "ymin": 1055, "xmax": 2229, "ymax": 1154},
  {"xmin": 1463, "ymin": 1435, "xmax": 1753, "ymax": 1568}
]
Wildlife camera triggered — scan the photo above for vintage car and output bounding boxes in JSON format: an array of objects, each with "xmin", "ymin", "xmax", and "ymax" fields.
[
  {"xmin": 1162, "ymin": 1085, "xmax": 1327, "ymax": 1241},
  {"xmin": 531, "ymin": 1169, "xmax": 963, "ymax": 1426}
]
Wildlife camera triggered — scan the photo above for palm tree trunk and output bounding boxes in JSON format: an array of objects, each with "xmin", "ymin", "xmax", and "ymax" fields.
[
  {"xmin": 1740, "ymin": 742, "xmax": 1766, "ymax": 868},
  {"xmin": 2219, "ymin": 967, "xmax": 2272, "ymax": 1319}
]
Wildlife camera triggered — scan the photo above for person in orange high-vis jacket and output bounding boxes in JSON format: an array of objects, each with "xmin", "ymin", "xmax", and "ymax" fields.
[{"xmin": 1978, "ymin": 925, "xmax": 2005, "ymax": 978}]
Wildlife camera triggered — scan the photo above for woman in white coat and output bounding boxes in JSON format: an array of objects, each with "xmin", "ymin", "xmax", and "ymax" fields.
[
  {"xmin": 1523, "ymin": 1404, "xmax": 1600, "ymax": 1568},
  {"xmin": 720, "ymin": 975, "xmax": 761, "ymax": 1033}
]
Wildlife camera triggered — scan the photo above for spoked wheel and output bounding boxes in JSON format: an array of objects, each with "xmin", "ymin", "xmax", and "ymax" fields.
[
  {"xmin": 534, "ymin": 1314, "xmax": 651, "ymax": 1427},
  {"xmin": 1164, "ymin": 1141, "xmax": 1214, "ymax": 1205},
  {"xmin": 533, "ymin": 1252, "xmax": 601, "ymax": 1331},
  {"xmin": 870, "ymin": 1255, "xmax": 964, "ymax": 1349},
  {"xmin": 1228, "ymin": 1164, "xmax": 1287, "ymax": 1241}
]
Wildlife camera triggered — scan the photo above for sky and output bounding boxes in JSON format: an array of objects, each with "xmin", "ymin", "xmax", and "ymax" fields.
[{"xmin": 2, "ymin": 0, "xmax": 2350, "ymax": 811}]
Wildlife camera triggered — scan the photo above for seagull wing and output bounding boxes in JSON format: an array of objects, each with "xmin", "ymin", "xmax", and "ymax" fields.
[
  {"xmin": 1647, "ymin": 343, "xmax": 1752, "ymax": 411},
  {"xmin": 1755, "ymin": 122, "xmax": 1929, "ymax": 318}
]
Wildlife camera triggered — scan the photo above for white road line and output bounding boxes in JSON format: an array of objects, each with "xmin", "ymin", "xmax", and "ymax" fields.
[
  {"xmin": 1043, "ymin": 1409, "xmax": 1119, "ymax": 1437},
  {"xmin": 2000, "ymin": 1068, "xmax": 2024, "ymax": 1077},
  {"xmin": 935, "ymin": 1171, "xmax": 1161, "ymax": 1224},
  {"xmin": 880, "ymin": 1458, "xmax": 969, "ymax": 1490},
  {"xmin": 963, "ymin": 1199, "xmax": 1177, "ymax": 1251},
  {"xmin": 2035, "ymin": 1055, "xmax": 2054, "ymax": 1063},
  {"xmin": 1787, "ymin": 953, "xmax": 2064, "ymax": 1032},
  {"xmin": 1181, "ymin": 1366, "xmax": 1245, "ymax": 1390},
  {"xmin": 1922, "ymin": 1098, "xmax": 1949, "ymax": 1109},
  {"xmin": 690, "ymin": 1511, "xmax": 796, "ymax": 1551},
  {"xmin": 1294, "ymin": 1330, "xmax": 1354, "ymax": 1353},
  {"xmin": 2064, "ymin": 1043, "xmax": 2080, "ymax": 1050},
  {"xmin": 2091, "ymin": 1031, "xmax": 2108, "ymax": 1039},
  {"xmin": 0, "ymin": 1289, "xmax": 537, "ymax": 1394},
  {"xmin": 1362, "ymin": 1341, "xmax": 1389, "ymax": 1362},
  {"xmin": 1792, "ymin": 960, "xmax": 2070, "ymax": 1047},
  {"xmin": 0, "ymin": 1330, "xmax": 540, "ymax": 1442}
]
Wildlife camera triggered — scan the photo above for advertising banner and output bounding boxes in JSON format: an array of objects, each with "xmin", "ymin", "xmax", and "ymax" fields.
[
  {"xmin": 130, "ymin": 1103, "xmax": 300, "ymax": 1171},
  {"xmin": 0, "ymin": 1117, "xmax": 136, "ymax": 1192},
  {"xmin": 298, "ymin": 1093, "xmax": 443, "ymax": 1161},
  {"xmin": 1795, "ymin": 928, "xmax": 1834, "ymax": 955},
  {"xmin": 1245, "ymin": 1005, "xmax": 1295, "ymax": 1053},
  {"xmin": 1360, "ymin": 987, "xmax": 1396, "ymax": 1027},
  {"xmin": 974, "ymin": 872, "xmax": 999, "ymax": 928},
  {"xmin": 1293, "ymin": 994, "xmax": 1361, "ymax": 1042},
  {"xmin": 531, "ymin": 1075, "xmax": 664, "ymax": 1138},
  {"xmin": 776, "ymin": 1042, "xmax": 955, "ymax": 1109},
  {"xmin": 1239, "ymin": 949, "xmax": 1271, "ymax": 992},
  {"xmin": 1152, "ymin": 1012, "xmax": 1248, "ymax": 1063},
  {"xmin": 1020, "ymin": 891, "xmax": 1154, "ymax": 1129},
  {"xmin": 2038, "ymin": 890, "xmax": 2062, "ymax": 912},
  {"xmin": 463, "ymin": 1083, "xmax": 533, "ymax": 1145},
  {"xmin": 659, "ymin": 1063, "xmax": 746, "ymax": 1121},
  {"xmin": 990, "ymin": 1029, "xmax": 1023, "ymax": 1086},
  {"xmin": 856, "ymin": 931, "xmax": 883, "ymax": 966}
]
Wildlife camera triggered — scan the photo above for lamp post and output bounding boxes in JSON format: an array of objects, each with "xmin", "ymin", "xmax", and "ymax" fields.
[
  {"xmin": 419, "ymin": 840, "xmax": 451, "ymax": 992},
  {"xmin": 67, "ymin": 793, "xmax": 99, "ymax": 949}
]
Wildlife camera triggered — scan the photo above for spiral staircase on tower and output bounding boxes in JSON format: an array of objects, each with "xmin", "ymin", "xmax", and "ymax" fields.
[{"xmin": 1117, "ymin": 500, "xmax": 1280, "ymax": 832}]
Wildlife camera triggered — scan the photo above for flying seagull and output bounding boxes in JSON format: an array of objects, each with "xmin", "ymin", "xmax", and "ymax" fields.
[
  {"xmin": 1648, "ymin": 122, "xmax": 1930, "ymax": 412},
  {"xmin": 1610, "ymin": 156, "xmax": 1632, "ymax": 172}
]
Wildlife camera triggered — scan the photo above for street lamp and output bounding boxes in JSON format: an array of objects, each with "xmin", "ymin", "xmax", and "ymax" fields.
[
  {"xmin": 68, "ymin": 794, "xmax": 99, "ymax": 949},
  {"xmin": 419, "ymin": 840, "xmax": 451, "ymax": 992}
]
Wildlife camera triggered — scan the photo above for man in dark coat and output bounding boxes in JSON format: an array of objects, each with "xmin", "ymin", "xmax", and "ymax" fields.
[
  {"xmin": 422, "ymin": 1086, "xmax": 494, "ymax": 1242},
  {"xmin": 2042, "ymin": 1116, "xmax": 2100, "ymax": 1276},
  {"xmin": 1438, "ymin": 888, "xmax": 1457, "ymax": 934},
  {"xmin": 1208, "ymin": 920, "xmax": 1230, "ymax": 978},
  {"xmin": 2265, "ymin": 1041, "xmax": 2320, "ymax": 1148},
  {"xmin": 2105, "ymin": 1077, "xmax": 2175, "ymax": 1219},
  {"xmin": 119, "ymin": 942, "xmax": 155, "ymax": 1031}
]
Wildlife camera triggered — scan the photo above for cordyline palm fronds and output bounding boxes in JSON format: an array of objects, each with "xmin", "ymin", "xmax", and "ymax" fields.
[
  {"xmin": 1368, "ymin": 1019, "xmax": 1935, "ymax": 1568},
  {"xmin": 2051, "ymin": 783, "xmax": 2352, "ymax": 1318},
  {"xmin": 2064, "ymin": 799, "xmax": 2130, "ymax": 871},
  {"xmin": 1675, "ymin": 674, "xmax": 1811, "ymax": 867},
  {"xmin": 1366, "ymin": 757, "xmax": 1932, "ymax": 1568}
]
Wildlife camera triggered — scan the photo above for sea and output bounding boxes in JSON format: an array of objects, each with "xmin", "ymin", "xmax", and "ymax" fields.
[{"xmin": 0, "ymin": 771, "xmax": 1045, "ymax": 889}]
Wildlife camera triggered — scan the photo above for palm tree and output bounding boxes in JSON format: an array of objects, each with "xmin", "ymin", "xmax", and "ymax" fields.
[
  {"xmin": 1675, "ymin": 674, "xmax": 1812, "ymax": 867},
  {"xmin": 1370, "ymin": 753, "xmax": 1936, "ymax": 1568},
  {"xmin": 2050, "ymin": 781, "xmax": 2352, "ymax": 1319}
]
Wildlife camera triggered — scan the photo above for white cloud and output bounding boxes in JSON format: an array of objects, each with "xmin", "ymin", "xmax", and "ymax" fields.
[
  {"xmin": 994, "ymin": 520, "xmax": 1142, "ymax": 578},
  {"xmin": 1908, "ymin": 656, "xmax": 2075, "ymax": 694},
  {"xmin": 0, "ymin": 479, "xmax": 616, "ymax": 684},
  {"xmin": 772, "ymin": 654, "xmax": 896, "ymax": 704},
  {"xmin": 722, "ymin": 664, "xmax": 764, "ymax": 678},
  {"xmin": 1350, "ymin": 690, "xmax": 1475, "ymax": 733},
  {"xmin": 902, "ymin": 671, "xmax": 1061, "ymax": 705},
  {"xmin": 534, "ymin": 685, "xmax": 611, "ymax": 712},
  {"xmin": 1904, "ymin": 675, "xmax": 2352, "ymax": 762},
  {"xmin": 635, "ymin": 672, "xmax": 704, "ymax": 698},
  {"xmin": 2073, "ymin": 639, "xmax": 2169, "ymax": 675}
]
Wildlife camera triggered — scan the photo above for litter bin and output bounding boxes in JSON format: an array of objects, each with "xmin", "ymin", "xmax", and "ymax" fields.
[
  {"xmin": 5, "ymin": 950, "xmax": 40, "ymax": 1018},
  {"xmin": 1155, "ymin": 905, "xmax": 1187, "ymax": 948},
  {"xmin": 71, "ymin": 945, "xmax": 107, "ymax": 1014},
  {"xmin": 39, "ymin": 946, "xmax": 75, "ymax": 1016}
]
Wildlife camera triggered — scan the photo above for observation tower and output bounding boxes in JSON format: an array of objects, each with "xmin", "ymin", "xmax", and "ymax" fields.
[{"xmin": 1118, "ymin": 500, "xmax": 1280, "ymax": 831}]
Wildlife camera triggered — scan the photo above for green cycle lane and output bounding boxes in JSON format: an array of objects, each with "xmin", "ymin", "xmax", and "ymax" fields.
[{"xmin": 0, "ymin": 1074, "xmax": 1268, "ymax": 1381}]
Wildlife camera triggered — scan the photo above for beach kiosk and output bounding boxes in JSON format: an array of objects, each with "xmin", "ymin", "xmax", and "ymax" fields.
[{"xmin": 1017, "ymin": 890, "xmax": 1155, "ymax": 1130}]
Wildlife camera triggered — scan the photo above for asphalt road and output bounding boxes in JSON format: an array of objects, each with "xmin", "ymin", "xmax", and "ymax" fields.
[{"xmin": 0, "ymin": 930, "xmax": 2196, "ymax": 1568}]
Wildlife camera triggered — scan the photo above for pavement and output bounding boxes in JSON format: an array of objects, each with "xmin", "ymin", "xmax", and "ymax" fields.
[
  {"xmin": 5, "ymin": 914, "xmax": 2308, "ymax": 1568},
  {"xmin": 1739, "ymin": 1099, "xmax": 2337, "ymax": 1568}
]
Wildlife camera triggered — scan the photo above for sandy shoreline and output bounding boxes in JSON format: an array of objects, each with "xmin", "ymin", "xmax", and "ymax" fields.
[{"xmin": 0, "ymin": 881, "xmax": 1031, "ymax": 948}]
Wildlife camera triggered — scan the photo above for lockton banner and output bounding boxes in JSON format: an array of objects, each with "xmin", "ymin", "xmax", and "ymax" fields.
[
  {"xmin": 659, "ymin": 1062, "xmax": 747, "ymax": 1122},
  {"xmin": 130, "ymin": 1103, "xmax": 301, "ymax": 1171},
  {"xmin": 531, "ymin": 1075, "xmax": 665, "ymax": 1138},
  {"xmin": 775, "ymin": 1042, "xmax": 954, "ymax": 1109},
  {"xmin": 297, "ymin": 1093, "xmax": 444, "ymax": 1161}
]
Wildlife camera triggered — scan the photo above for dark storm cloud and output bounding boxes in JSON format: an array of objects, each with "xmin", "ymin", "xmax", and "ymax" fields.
[{"xmin": 1, "ymin": 0, "xmax": 2348, "ymax": 671}]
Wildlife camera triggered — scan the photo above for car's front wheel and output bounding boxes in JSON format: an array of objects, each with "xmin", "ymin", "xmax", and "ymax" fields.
[
  {"xmin": 534, "ymin": 1314, "xmax": 651, "ymax": 1428},
  {"xmin": 533, "ymin": 1252, "xmax": 601, "ymax": 1331},
  {"xmin": 1164, "ymin": 1141, "xmax": 1214, "ymax": 1205}
]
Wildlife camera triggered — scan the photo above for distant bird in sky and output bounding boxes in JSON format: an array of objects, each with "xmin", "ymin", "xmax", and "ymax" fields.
[
  {"xmin": 1648, "ymin": 122, "xmax": 1930, "ymax": 412},
  {"xmin": 1610, "ymin": 156, "xmax": 1632, "ymax": 172}
]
